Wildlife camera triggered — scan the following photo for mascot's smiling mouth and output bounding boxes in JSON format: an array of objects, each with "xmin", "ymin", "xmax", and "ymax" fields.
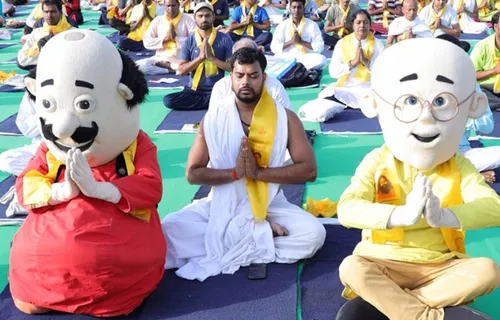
[
  {"xmin": 40, "ymin": 118, "xmax": 99, "ymax": 152},
  {"xmin": 412, "ymin": 133, "xmax": 440, "ymax": 143}
]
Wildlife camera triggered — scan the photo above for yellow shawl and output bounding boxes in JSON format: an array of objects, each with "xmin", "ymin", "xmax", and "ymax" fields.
[
  {"xmin": 26, "ymin": 15, "xmax": 72, "ymax": 58},
  {"xmin": 246, "ymin": 86, "xmax": 278, "ymax": 222},
  {"xmin": 163, "ymin": 12, "xmax": 183, "ymax": 56},
  {"xmin": 288, "ymin": 17, "xmax": 307, "ymax": 53},
  {"xmin": 338, "ymin": 5, "xmax": 351, "ymax": 37},
  {"xmin": 233, "ymin": 2, "xmax": 258, "ymax": 37},
  {"xmin": 192, "ymin": 27, "xmax": 219, "ymax": 91},
  {"xmin": 429, "ymin": 6, "xmax": 446, "ymax": 33},
  {"xmin": 334, "ymin": 33, "xmax": 375, "ymax": 87},
  {"xmin": 128, "ymin": 2, "xmax": 157, "ymax": 41}
]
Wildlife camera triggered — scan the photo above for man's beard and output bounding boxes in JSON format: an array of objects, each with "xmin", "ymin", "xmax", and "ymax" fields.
[
  {"xmin": 236, "ymin": 87, "xmax": 262, "ymax": 104},
  {"xmin": 199, "ymin": 22, "xmax": 212, "ymax": 30}
]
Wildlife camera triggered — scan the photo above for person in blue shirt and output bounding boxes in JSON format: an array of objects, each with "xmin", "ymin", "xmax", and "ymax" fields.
[
  {"xmin": 162, "ymin": 2, "xmax": 233, "ymax": 110},
  {"xmin": 209, "ymin": 0, "xmax": 229, "ymax": 27},
  {"xmin": 227, "ymin": 0, "xmax": 272, "ymax": 47}
]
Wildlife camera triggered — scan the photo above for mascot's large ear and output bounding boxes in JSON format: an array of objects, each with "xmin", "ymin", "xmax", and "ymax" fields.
[
  {"xmin": 360, "ymin": 91, "xmax": 378, "ymax": 118},
  {"xmin": 468, "ymin": 91, "xmax": 489, "ymax": 119},
  {"xmin": 117, "ymin": 50, "xmax": 148, "ymax": 109},
  {"xmin": 24, "ymin": 67, "xmax": 37, "ymax": 102}
]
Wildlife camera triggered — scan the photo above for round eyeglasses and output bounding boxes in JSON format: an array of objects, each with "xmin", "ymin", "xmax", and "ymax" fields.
[{"xmin": 372, "ymin": 91, "xmax": 476, "ymax": 123}]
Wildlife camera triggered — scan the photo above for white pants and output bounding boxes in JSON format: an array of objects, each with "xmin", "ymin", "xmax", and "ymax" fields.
[
  {"xmin": 135, "ymin": 56, "xmax": 180, "ymax": 76},
  {"xmin": 280, "ymin": 52, "xmax": 327, "ymax": 71},
  {"xmin": 163, "ymin": 191, "xmax": 326, "ymax": 270},
  {"xmin": 461, "ymin": 146, "xmax": 500, "ymax": 172},
  {"xmin": 0, "ymin": 143, "xmax": 38, "ymax": 176}
]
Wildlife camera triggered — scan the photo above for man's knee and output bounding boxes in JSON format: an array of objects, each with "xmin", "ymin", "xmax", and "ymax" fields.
[
  {"xmin": 13, "ymin": 297, "xmax": 49, "ymax": 315},
  {"xmin": 305, "ymin": 218, "xmax": 326, "ymax": 248}
]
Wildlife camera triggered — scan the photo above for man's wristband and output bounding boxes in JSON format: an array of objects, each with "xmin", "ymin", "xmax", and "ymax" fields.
[{"xmin": 232, "ymin": 169, "xmax": 240, "ymax": 181}]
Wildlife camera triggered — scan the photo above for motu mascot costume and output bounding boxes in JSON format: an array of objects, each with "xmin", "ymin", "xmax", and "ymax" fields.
[
  {"xmin": 335, "ymin": 38, "xmax": 500, "ymax": 320},
  {"xmin": 9, "ymin": 29, "xmax": 166, "ymax": 317}
]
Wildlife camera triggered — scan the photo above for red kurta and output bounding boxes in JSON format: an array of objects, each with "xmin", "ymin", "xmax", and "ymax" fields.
[{"xmin": 9, "ymin": 130, "xmax": 166, "ymax": 317}]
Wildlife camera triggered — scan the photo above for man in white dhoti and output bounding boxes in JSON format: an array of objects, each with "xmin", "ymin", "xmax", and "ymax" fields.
[
  {"xmin": 449, "ymin": 0, "xmax": 489, "ymax": 34},
  {"xmin": 209, "ymin": 38, "xmax": 292, "ymax": 110},
  {"xmin": 318, "ymin": 9, "xmax": 384, "ymax": 108},
  {"xmin": 162, "ymin": 47, "xmax": 326, "ymax": 282},
  {"xmin": 135, "ymin": 0, "xmax": 196, "ymax": 75},
  {"xmin": 418, "ymin": 0, "xmax": 461, "ymax": 37},
  {"xmin": 270, "ymin": 0, "xmax": 327, "ymax": 70},
  {"xmin": 0, "ymin": 92, "xmax": 41, "ymax": 176},
  {"xmin": 386, "ymin": 0, "xmax": 433, "ymax": 46}
]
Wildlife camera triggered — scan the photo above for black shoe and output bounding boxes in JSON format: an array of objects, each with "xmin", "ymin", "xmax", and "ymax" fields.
[{"xmin": 335, "ymin": 297, "xmax": 389, "ymax": 320}]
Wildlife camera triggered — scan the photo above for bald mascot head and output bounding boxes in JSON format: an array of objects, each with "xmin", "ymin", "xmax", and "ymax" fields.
[{"xmin": 361, "ymin": 38, "xmax": 488, "ymax": 170}]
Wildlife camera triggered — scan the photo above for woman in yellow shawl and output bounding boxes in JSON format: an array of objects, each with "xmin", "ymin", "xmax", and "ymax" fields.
[{"xmin": 117, "ymin": 0, "xmax": 157, "ymax": 51}]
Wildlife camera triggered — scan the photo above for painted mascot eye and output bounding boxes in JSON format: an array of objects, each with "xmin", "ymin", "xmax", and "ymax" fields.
[
  {"xmin": 42, "ymin": 99, "xmax": 51, "ymax": 109},
  {"xmin": 40, "ymin": 97, "xmax": 56, "ymax": 112},
  {"xmin": 74, "ymin": 95, "xmax": 96, "ymax": 113},
  {"xmin": 404, "ymin": 96, "xmax": 418, "ymax": 106},
  {"xmin": 433, "ymin": 96, "xmax": 446, "ymax": 107}
]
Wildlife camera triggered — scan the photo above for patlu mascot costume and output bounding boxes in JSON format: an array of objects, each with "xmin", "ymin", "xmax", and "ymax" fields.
[
  {"xmin": 335, "ymin": 38, "xmax": 500, "ymax": 320},
  {"xmin": 9, "ymin": 29, "xmax": 166, "ymax": 317}
]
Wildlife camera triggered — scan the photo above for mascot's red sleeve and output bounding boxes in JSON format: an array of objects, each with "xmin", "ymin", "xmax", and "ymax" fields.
[{"xmin": 9, "ymin": 131, "xmax": 166, "ymax": 317}]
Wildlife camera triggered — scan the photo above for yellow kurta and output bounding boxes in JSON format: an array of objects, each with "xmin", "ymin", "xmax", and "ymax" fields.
[{"xmin": 337, "ymin": 145, "xmax": 500, "ymax": 264}]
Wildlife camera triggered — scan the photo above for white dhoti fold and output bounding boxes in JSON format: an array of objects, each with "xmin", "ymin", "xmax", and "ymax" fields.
[
  {"xmin": 162, "ymin": 98, "xmax": 326, "ymax": 282},
  {"xmin": 135, "ymin": 56, "xmax": 180, "ymax": 75},
  {"xmin": 0, "ymin": 143, "xmax": 39, "ymax": 176},
  {"xmin": 318, "ymin": 83, "xmax": 371, "ymax": 109},
  {"xmin": 458, "ymin": 15, "xmax": 490, "ymax": 34},
  {"xmin": 280, "ymin": 52, "xmax": 327, "ymax": 71}
]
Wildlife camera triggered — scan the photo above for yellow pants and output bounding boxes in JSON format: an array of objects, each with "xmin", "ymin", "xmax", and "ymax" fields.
[{"xmin": 339, "ymin": 255, "xmax": 500, "ymax": 320}]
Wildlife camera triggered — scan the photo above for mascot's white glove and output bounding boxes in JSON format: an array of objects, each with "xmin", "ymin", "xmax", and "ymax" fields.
[
  {"xmin": 387, "ymin": 173, "xmax": 429, "ymax": 228},
  {"xmin": 49, "ymin": 157, "xmax": 80, "ymax": 205},
  {"xmin": 68, "ymin": 148, "xmax": 122, "ymax": 204},
  {"xmin": 423, "ymin": 188, "xmax": 461, "ymax": 228}
]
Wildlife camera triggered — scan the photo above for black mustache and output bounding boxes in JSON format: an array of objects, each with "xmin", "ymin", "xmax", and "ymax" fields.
[{"xmin": 39, "ymin": 118, "xmax": 99, "ymax": 144}]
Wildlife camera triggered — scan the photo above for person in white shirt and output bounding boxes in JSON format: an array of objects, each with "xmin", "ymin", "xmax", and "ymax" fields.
[
  {"xmin": 135, "ymin": 0, "xmax": 196, "ymax": 75},
  {"xmin": 0, "ymin": 92, "xmax": 41, "ymax": 176},
  {"xmin": 270, "ymin": 0, "xmax": 326, "ymax": 70},
  {"xmin": 449, "ymin": 0, "xmax": 489, "ymax": 34},
  {"xmin": 210, "ymin": 38, "xmax": 292, "ymax": 110},
  {"xmin": 319, "ymin": 9, "xmax": 384, "ymax": 108},
  {"xmin": 387, "ymin": 0, "xmax": 433, "ymax": 46},
  {"xmin": 259, "ymin": 0, "xmax": 287, "ymax": 24},
  {"xmin": 418, "ymin": 0, "xmax": 461, "ymax": 37}
]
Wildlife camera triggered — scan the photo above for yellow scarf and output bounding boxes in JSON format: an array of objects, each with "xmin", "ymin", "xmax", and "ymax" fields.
[
  {"xmin": 163, "ymin": 12, "xmax": 183, "ymax": 55},
  {"xmin": 492, "ymin": 37, "xmax": 500, "ymax": 94},
  {"xmin": 370, "ymin": 146, "xmax": 466, "ymax": 254},
  {"xmin": 334, "ymin": 33, "xmax": 374, "ymax": 87},
  {"xmin": 429, "ymin": 6, "xmax": 446, "ymax": 32},
  {"xmin": 33, "ymin": 3, "xmax": 44, "ymax": 21},
  {"xmin": 417, "ymin": 0, "xmax": 428, "ymax": 13},
  {"xmin": 192, "ymin": 28, "xmax": 219, "ymax": 91},
  {"xmin": 246, "ymin": 86, "xmax": 278, "ymax": 222},
  {"xmin": 22, "ymin": 140, "xmax": 152, "ymax": 221},
  {"xmin": 106, "ymin": 0, "xmax": 120, "ymax": 19},
  {"xmin": 207, "ymin": 0, "xmax": 219, "ymax": 6},
  {"xmin": 338, "ymin": 5, "xmax": 350, "ymax": 37},
  {"xmin": 128, "ymin": 2, "xmax": 157, "ymax": 41},
  {"xmin": 233, "ymin": 2, "xmax": 258, "ymax": 37},
  {"xmin": 382, "ymin": 9, "xmax": 390, "ymax": 28},
  {"xmin": 26, "ymin": 15, "xmax": 72, "ymax": 58},
  {"xmin": 288, "ymin": 17, "xmax": 306, "ymax": 53}
]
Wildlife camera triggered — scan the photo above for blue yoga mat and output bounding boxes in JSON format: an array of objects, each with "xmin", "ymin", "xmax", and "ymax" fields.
[
  {"xmin": 0, "ymin": 85, "xmax": 24, "ymax": 93},
  {"xmin": 0, "ymin": 175, "xmax": 25, "ymax": 226},
  {"xmin": 0, "ymin": 114, "xmax": 22, "ymax": 136},
  {"xmin": 124, "ymin": 50, "xmax": 154, "ymax": 62},
  {"xmin": 154, "ymin": 109, "xmax": 206, "ymax": 133},
  {"xmin": 459, "ymin": 33, "xmax": 489, "ymax": 41},
  {"xmin": 321, "ymin": 47, "xmax": 333, "ymax": 59},
  {"xmin": 477, "ymin": 111, "xmax": 500, "ymax": 139},
  {"xmin": 0, "ymin": 264, "xmax": 298, "ymax": 320},
  {"xmin": 300, "ymin": 224, "xmax": 361, "ymax": 320},
  {"xmin": 320, "ymin": 109, "xmax": 382, "ymax": 134},
  {"xmin": 146, "ymin": 74, "xmax": 191, "ymax": 89},
  {"xmin": 15, "ymin": 5, "xmax": 32, "ymax": 12},
  {"xmin": 194, "ymin": 183, "xmax": 306, "ymax": 207},
  {"xmin": 0, "ymin": 43, "xmax": 14, "ymax": 50},
  {"xmin": 107, "ymin": 32, "xmax": 120, "ymax": 44}
]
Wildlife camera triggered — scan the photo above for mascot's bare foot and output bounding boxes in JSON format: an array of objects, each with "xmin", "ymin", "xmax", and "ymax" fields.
[
  {"xmin": 271, "ymin": 222, "xmax": 288, "ymax": 237},
  {"xmin": 13, "ymin": 297, "xmax": 50, "ymax": 315},
  {"xmin": 444, "ymin": 305, "xmax": 493, "ymax": 319},
  {"xmin": 481, "ymin": 171, "xmax": 496, "ymax": 184}
]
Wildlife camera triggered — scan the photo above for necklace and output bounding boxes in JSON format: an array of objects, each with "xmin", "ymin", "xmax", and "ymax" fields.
[{"xmin": 241, "ymin": 119, "xmax": 251, "ymax": 127}]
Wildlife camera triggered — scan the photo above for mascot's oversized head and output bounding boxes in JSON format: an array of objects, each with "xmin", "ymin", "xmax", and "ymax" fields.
[
  {"xmin": 24, "ymin": 29, "xmax": 148, "ymax": 167},
  {"xmin": 362, "ymin": 38, "xmax": 488, "ymax": 170}
]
